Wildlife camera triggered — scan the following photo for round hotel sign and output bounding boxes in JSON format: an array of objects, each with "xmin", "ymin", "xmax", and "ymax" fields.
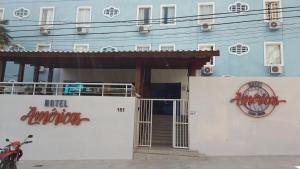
[{"xmin": 230, "ymin": 81, "xmax": 286, "ymax": 118}]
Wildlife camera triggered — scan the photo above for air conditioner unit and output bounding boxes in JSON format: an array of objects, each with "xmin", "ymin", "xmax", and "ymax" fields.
[
  {"xmin": 201, "ymin": 23, "xmax": 212, "ymax": 32},
  {"xmin": 40, "ymin": 26, "xmax": 50, "ymax": 35},
  {"xmin": 201, "ymin": 65, "xmax": 214, "ymax": 76},
  {"xmin": 39, "ymin": 66, "xmax": 45, "ymax": 72},
  {"xmin": 270, "ymin": 65, "xmax": 283, "ymax": 74},
  {"xmin": 138, "ymin": 25, "xmax": 150, "ymax": 33},
  {"xmin": 269, "ymin": 21, "xmax": 281, "ymax": 30},
  {"xmin": 77, "ymin": 27, "xmax": 88, "ymax": 34}
]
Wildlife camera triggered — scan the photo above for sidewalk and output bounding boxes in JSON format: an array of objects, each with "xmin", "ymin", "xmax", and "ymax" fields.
[{"xmin": 19, "ymin": 156, "xmax": 300, "ymax": 169}]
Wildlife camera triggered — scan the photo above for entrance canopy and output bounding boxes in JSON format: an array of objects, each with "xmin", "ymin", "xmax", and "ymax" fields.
[
  {"xmin": 0, "ymin": 50, "xmax": 220, "ymax": 96},
  {"xmin": 0, "ymin": 50, "xmax": 219, "ymax": 69}
]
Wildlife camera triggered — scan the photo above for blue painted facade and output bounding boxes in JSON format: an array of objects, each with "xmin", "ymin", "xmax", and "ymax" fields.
[{"xmin": 1, "ymin": 0, "xmax": 300, "ymax": 81}]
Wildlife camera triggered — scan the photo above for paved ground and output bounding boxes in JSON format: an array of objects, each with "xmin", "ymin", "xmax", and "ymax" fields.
[{"xmin": 19, "ymin": 156, "xmax": 300, "ymax": 169}]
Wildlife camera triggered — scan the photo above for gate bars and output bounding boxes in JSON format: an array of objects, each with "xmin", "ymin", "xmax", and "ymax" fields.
[
  {"xmin": 136, "ymin": 99, "xmax": 189, "ymax": 149},
  {"xmin": 136, "ymin": 99, "xmax": 153, "ymax": 147},
  {"xmin": 173, "ymin": 100, "xmax": 189, "ymax": 148}
]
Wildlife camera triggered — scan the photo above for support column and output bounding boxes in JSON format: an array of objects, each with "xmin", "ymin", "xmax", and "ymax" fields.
[
  {"xmin": 143, "ymin": 67, "xmax": 151, "ymax": 98},
  {"xmin": 33, "ymin": 66, "xmax": 40, "ymax": 82},
  {"xmin": 17, "ymin": 64, "xmax": 25, "ymax": 82},
  {"xmin": 47, "ymin": 67, "xmax": 54, "ymax": 82},
  {"xmin": 135, "ymin": 62, "xmax": 144, "ymax": 97},
  {"xmin": 0, "ymin": 60, "xmax": 6, "ymax": 82},
  {"xmin": 188, "ymin": 64, "xmax": 197, "ymax": 76}
]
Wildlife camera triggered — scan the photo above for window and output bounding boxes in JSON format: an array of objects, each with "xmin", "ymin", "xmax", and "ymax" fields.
[
  {"xmin": 264, "ymin": 42, "xmax": 283, "ymax": 66},
  {"xmin": 76, "ymin": 7, "xmax": 92, "ymax": 27},
  {"xmin": 103, "ymin": 6, "xmax": 120, "ymax": 18},
  {"xmin": 36, "ymin": 44, "xmax": 51, "ymax": 51},
  {"xmin": 8, "ymin": 44, "xmax": 25, "ymax": 51},
  {"xmin": 198, "ymin": 2, "xmax": 215, "ymax": 25},
  {"xmin": 198, "ymin": 43, "xmax": 216, "ymax": 66},
  {"xmin": 229, "ymin": 43, "xmax": 250, "ymax": 56},
  {"xmin": 39, "ymin": 7, "xmax": 55, "ymax": 28},
  {"xmin": 0, "ymin": 8, "xmax": 4, "ymax": 20},
  {"xmin": 160, "ymin": 44, "xmax": 175, "ymax": 51},
  {"xmin": 161, "ymin": 5, "xmax": 176, "ymax": 25},
  {"xmin": 137, "ymin": 6, "xmax": 152, "ymax": 25},
  {"xmin": 13, "ymin": 7, "xmax": 30, "ymax": 19},
  {"xmin": 264, "ymin": 0, "xmax": 282, "ymax": 22},
  {"xmin": 136, "ymin": 44, "xmax": 151, "ymax": 51},
  {"xmin": 228, "ymin": 2, "xmax": 250, "ymax": 14},
  {"xmin": 74, "ymin": 44, "xmax": 89, "ymax": 52},
  {"xmin": 101, "ymin": 46, "xmax": 117, "ymax": 52}
]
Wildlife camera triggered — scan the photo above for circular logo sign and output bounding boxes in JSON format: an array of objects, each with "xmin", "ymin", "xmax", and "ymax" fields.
[{"xmin": 230, "ymin": 81, "xmax": 286, "ymax": 118}]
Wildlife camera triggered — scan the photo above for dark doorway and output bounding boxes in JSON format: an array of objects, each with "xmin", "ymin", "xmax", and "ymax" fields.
[
  {"xmin": 150, "ymin": 83, "xmax": 181, "ymax": 147},
  {"xmin": 150, "ymin": 83, "xmax": 181, "ymax": 115}
]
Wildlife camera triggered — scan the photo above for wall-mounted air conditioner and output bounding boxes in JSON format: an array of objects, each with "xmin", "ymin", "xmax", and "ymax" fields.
[
  {"xmin": 202, "ymin": 65, "xmax": 214, "ymax": 76},
  {"xmin": 39, "ymin": 66, "xmax": 46, "ymax": 72},
  {"xmin": 270, "ymin": 65, "xmax": 283, "ymax": 74},
  {"xmin": 201, "ymin": 23, "xmax": 212, "ymax": 32},
  {"xmin": 77, "ymin": 27, "xmax": 88, "ymax": 34},
  {"xmin": 138, "ymin": 25, "xmax": 150, "ymax": 33},
  {"xmin": 40, "ymin": 26, "xmax": 50, "ymax": 35},
  {"xmin": 269, "ymin": 21, "xmax": 280, "ymax": 31}
]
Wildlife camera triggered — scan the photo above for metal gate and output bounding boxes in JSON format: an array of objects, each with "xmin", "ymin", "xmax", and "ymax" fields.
[{"xmin": 135, "ymin": 99, "xmax": 189, "ymax": 148}]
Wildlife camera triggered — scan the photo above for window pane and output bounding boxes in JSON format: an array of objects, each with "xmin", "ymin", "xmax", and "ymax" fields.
[
  {"xmin": 138, "ymin": 8, "xmax": 150, "ymax": 25},
  {"xmin": 41, "ymin": 8, "xmax": 54, "ymax": 26},
  {"xmin": 266, "ymin": 1, "xmax": 280, "ymax": 21},
  {"xmin": 160, "ymin": 45, "xmax": 175, "ymax": 51},
  {"xmin": 136, "ymin": 45, "xmax": 150, "ymax": 51},
  {"xmin": 199, "ymin": 4, "xmax": 213, "ymax": 24},
  {"xmin": 266, "ymin": 44, "xmax": 281, "ymax": 65},
  {"xmin": 77, "ymin": 8, "xmax": 91, "ymax": 27},
  {"xmin": 74, "ymin": 45, "xmax": 88, "ymax": 52},
  {"xmin": 162, "ymin": 6, "xmax": 175, "ymax": 24},
  {"xmin": 37, "ymin": 45, "xmax": 50, "ymax": 51}
]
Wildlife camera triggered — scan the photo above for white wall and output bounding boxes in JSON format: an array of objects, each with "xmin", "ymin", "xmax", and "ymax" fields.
[
  {"xmin": 0, "ymin": 95, "xmax": 135, "ymax": 160},
  {"xmin": 189, "ymin": 77, "xmax": 300, "ymax": 156}
]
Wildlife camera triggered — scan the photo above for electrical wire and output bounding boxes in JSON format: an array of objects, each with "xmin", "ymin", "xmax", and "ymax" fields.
[{"xmin": 11, "ymin": 15, "xmax": 300, "ymax": 39}]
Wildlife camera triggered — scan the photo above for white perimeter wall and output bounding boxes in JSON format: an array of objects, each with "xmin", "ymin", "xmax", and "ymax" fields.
[
  {"xmin": 0, "ymin": 95, "xmax": 135, "ymax": 160},
  {"xmin": 189, "ymin": 77, "xmax": 300, "ymax": 156}
]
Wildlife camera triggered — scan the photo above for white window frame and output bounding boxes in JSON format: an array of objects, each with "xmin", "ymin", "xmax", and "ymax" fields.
[
  {"xmin": 136, "ymin": 5, "xmax": 153, "ymax": 26},
  {"xmin": 135, "ymin": 44, "xmax": 151, "ymax": 51},
  {"xmin": 228, "ymin": 43, "xmax": 250, "ymax": 56},
  {"xmin": 36, "ymin": 43, "xmax": 51, "ymax": 51},
  {"xmin": 101, "ymin": 46, "xmax": 117, "ymax": 52},
  {"xmin": 159, "ymin": 44, "xmax": 176, "ymax": 51},
  {"xmin": 13, "ymin": 7, "xmax": 30, "ymax": 19},
  {"xmin": 198, "ymin": 43, "xmax": 216, "ymax": 66},
  {"xmin": 0, "ymin": 8, "xmax": 4, "ymax": 20},
  {"xmin": 8, "ymin": 44, "xmax": 25, "ymax": 51},
  {"xmin": 263, "ymin": 0, "xmax": 282, "ymax": 22},
  {"xmin": 160, "ymin": 4, "xmax": 176, "ymax": 26},
  {"xmin": 198, "ymin": 2, "xmax": 215, "ymax": 25},
  {"xmin": 76, "ymin": 6, "xmax": 92, "ymax": 28},
  {"xmin": 74, "ymin": 44, "xmax": 89, "ymax": 52},
  {"xmin": 228, "ymin": 1, "xmax": 250, "ymax": 15},
  {"xmin": 39, "ymin": 7, "xmax": 55, "ymax": 28},
  {"xmin": 264, "ymin": 41, "xmax": 284, "ymax": 66}
]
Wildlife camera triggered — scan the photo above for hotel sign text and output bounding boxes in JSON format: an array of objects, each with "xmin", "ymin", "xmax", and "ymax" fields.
[
  {"xmin": 20, "ymin": 99, "xmax": 90, "ymax": 126},
  {"xmin": 230, "ymin": 81, "xmax": 286, "ymax": 118}
]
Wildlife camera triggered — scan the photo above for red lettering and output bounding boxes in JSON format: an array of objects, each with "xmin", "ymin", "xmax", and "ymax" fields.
[
  {"xmin": 230, "ymin": 92, "xmax": 286, "ymax": 107},
  {"xmin": 20, "ymin": 107, "xmax": 90, "ymax": 126}
]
